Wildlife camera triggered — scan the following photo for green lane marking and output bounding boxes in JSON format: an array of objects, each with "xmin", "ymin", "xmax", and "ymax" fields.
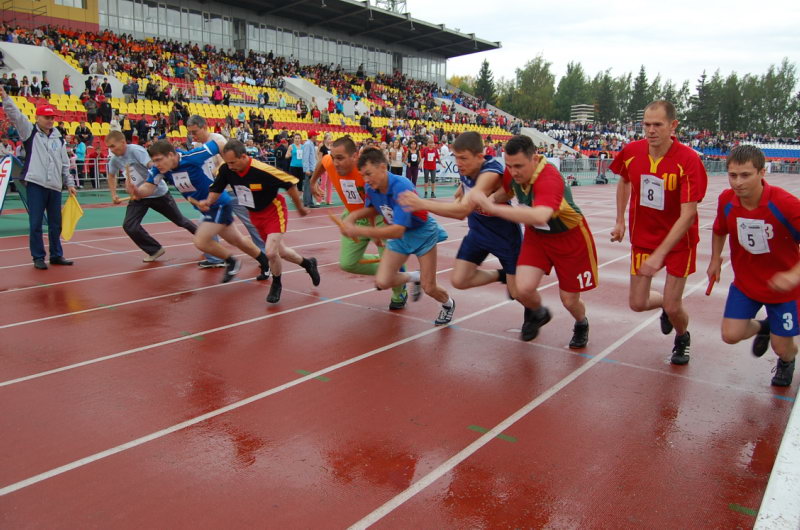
[
  {"xmin": 468, "ymin": 425, "xmax": 517, "ymax": 443},
  {"xmin": 296, "ymin": 369, "xmax": 330, "ymax": 382},
  {"xmin": 728, "ymin": 503, "xmax": 757, "ymax": 517},
  {"xmin": 180, "ymin": 331, "xmax": 204, "ymax": 341}
]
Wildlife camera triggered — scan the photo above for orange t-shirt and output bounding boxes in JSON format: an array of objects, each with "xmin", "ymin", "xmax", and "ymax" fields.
[{"xmin": 321, "ymin": 154, "xmax": 367, "ymax": 213}]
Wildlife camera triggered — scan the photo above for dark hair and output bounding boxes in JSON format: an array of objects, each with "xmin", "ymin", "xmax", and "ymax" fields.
[
  {"xmin": 357, "ymin": 147, "xmax": 388, "ymax": 170},
  {"xmin": 644, "ymin": 100, "xmax": 677, "ymax": 122},
  {"xmin": 726, "ymin": 145, "xmax": 765, "ymax": 171},
  {"xmin": 452, "ymin": 131, "xmax": 483, "ymax": 155},
  {"xmin": 332, "ymin": 136, "xmax": 357, "ymax": 155},
  {"xmin": 186, "ymin": 115, "xmax": 207, "ymax": 128},
  {"xmin": 223, "ymin": 139, "xmax": 247, "ymax": 157},
  {"xmin": 147, "ymin": 139, "xmax": 176, "ymax": 158},
  {"xmin": 504, "ymin": 135, "xmax": 536, "ymax": 157}
]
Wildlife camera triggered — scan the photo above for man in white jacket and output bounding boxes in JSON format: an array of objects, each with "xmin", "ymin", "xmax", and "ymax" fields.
[{"xmin": 1, "ymin": 86, "xmax": 76, "ymax": 270}]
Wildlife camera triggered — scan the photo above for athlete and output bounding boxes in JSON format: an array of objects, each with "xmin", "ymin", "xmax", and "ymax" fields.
[
  {"xmin": 130, "ymin": 139, "xmax": 269, "ymax": 284},
  {"xmin": 106, "ymin": 131, "xmax": 197, "ymax": 262},
  {"xmin": 471, "ymin": 135, "xmax": 597, "ymax": 347},
  {"xmin": 420, "ymin": 138, "xmax": 440, "ymax": 198},
  {"xmin": 707, "ymin": 145, "xmax": 799, "ymax": 387},
  {"xmin": 339, "ymin": 149, "xmax": 455, "ymax": 326},
  {"xmin": 397, "ymin": 131, "xmax": 522, "ymax": 303},
  {"xmin": 309, "ymin": 136, "xmax": 408, "ymax": 309},
  {"xmin": 201, "ymin": 139, "xmax": 320, "ymax": 303},
  {"xmin": 610, "ymin": 100, "xmax": 708, "ymax": 365}
]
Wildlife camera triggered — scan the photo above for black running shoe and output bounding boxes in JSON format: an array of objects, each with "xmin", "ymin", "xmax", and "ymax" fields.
[
  {"xmin": 305, "ymin": 257, "xmax": 321, "ymax": 286},
  {"xmin": 221, "ymin": 257, "xmax": 241, "ymax": 283},
  {"xmin": 771, "ymin": 358, "xmax": 795, "ymax": 387},
  {"xmin": 521, "ymin": 307, "xmax": 552, "ymax": 342},
  {"xmin": 670, "ymin": 332, "xmax": 691, "ymax": 365},
  {"xmin": 752, "ymin": 319, "xmax": 770, "ymax": 358},
  {"xmin": 660, "ymin": 309, "xmax": 673, "ymax": 335},
  {"xmin": 198, "ymin": 259, "xmax": 225, "ymax": 268},
  {"xmin": 434, "ymin": 300, "xmax": 455, "ymax": 326},
  {"xmin": 569, "ymin": 319, "xmax": 589, "ymax": 349},
  {"xmin": 266, "ymin": 281, "xmax": 282, "ymax": 303}
]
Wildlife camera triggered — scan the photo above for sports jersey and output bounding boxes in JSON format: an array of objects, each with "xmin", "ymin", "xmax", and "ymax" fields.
[
  {"xmin": 609, "ymin": 137, "xmax": 707, "ymax": 250},
  {"xmin": 193, "ymin": 132, "xmax": 226, "ymax": 179},
  {"xmin": 211, "ymin": 157, "xmax": 298, "ymax": 212},
  {"xmin": 108, "ymin": 144, "xmax": 168, "ymax": 198},
  {"xmin": 502, "ymin": 156, "xmax": 586, "ymax": 234},
  {"xmin": 146, "ymin": 140, "xmax": 232, "ymax": 206},
  {"xmin": 460, "ymin": 157, "xmax": 520, "ymax": 236},
  {"xmin": 713, "ymin": 180, "xmax": 800, "ymax": 303},
  {"xmin": 421, "ymin": 147, "xmax": 439, "ymax": 170},
  {"xmin": 365, "ymin": 172, "xmax": 428, "ymax": 230},
  {"xmin": 320, "ymin": 154, "xmax": 368, "ymax": 213}
]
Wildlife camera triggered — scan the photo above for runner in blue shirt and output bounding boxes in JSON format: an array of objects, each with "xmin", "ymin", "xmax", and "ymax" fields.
[
  {"xmin": 340, "ymin": 149, "xmax": 455, "ymax": 325},
  {"xmin": 128, "ymin": 139, "xmax": 270, "ymax": 284}
]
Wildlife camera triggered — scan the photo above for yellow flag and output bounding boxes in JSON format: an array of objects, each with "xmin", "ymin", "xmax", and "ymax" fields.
[{"xmin": 61, "ymin": 195, "xmax": 84, "ymax": 241}]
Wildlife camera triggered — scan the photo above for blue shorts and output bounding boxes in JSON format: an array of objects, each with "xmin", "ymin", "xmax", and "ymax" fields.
[
  {"xmin": 724, "ymin": 283, "xmax": 799, "ymax": 337},
  {"xmin": 201, "ymin": 203, "xmax": 235, "ymax": 225},
  {"xmin": 456, "ymin": 225, "xmax": 522, "ymax": 274},
  {"xmin": 387, "ymin": 218, "xmax": 448, "ymax": 256}
]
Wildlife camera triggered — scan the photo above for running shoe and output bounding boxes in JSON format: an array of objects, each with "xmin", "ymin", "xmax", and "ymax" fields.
[
  {"xmin": 410, "ymin": 280, "xmax": 422, "ymax": 302},
  {"xmin": 389, "ymin": 286, "xmax": 408, "ymax": 310},
  {"xmin": 221, "ymin": 257, "xmax": 241, "ymax": 283},
  {"xmin": 266, "ymin": 281, "xmax": 282, "ymax": 303},
  {"xmin": 660, "ymin": 309, "xmax": 674, "ymax": 335},
  {"xmin": 771, "ymin": 358, "xmax": 795, "ymax": 387},
  {"xmin": 434, "ymin": 300, "xmax": 456, "ymax": 326},
  {"xmin": 198, "ymin": 259, "xmax": 225, "ymax": 268},
  {"xmin": 304, "ymin": 257, "xmax": 321, "ymax": 286},
  {"xmin": 521, "ymin": 307, "xmax": 552, "ymax": 342},
  {"xmin": 752, "ymin": 319, "xmax": 770, "ymax": 357},
  {"xmin": 569, "ymin": 319, "xmax": 589, "ymax": 349},
  {"xmin": 256, "ymin": 266, "xmax": 270, "ymax": 281},
  {"xmin": 670, "ymin": 332, "xmax": 691, "ymax": 365},
  {"xmin": 143, "ymin": 247, "xmax": 165, "ymax": 262}
]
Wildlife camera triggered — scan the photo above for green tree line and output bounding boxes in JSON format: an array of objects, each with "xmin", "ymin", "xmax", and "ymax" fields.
[{"xmin": 451, "ymin": 57, "xmax": 799, "ymax": 136}]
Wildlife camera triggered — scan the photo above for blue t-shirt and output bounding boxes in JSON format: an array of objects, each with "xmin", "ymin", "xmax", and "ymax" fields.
[
  {"xmin": 460, "ymin": 157, "xmax": 519, "ymax": 237},
  {"xmin": 146, "ymin": 140, "xmax": 232, "ymax": 206},
  {"xmin": 365, "ymin": 172, "xmax": 428, "ymax": 231},
  {"xmin": 289, "ymin": 143, "xmax": 304, "ymax": 168}
]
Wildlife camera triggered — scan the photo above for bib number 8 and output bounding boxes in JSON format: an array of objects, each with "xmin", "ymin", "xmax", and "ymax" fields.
[{"xmin": 647, "ymin": 189, "xmax": 654, "ymax": 202}]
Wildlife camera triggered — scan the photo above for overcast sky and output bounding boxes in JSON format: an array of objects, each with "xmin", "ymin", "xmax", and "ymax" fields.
[{"xmin": 406, "ymin": 0, "xmax": 799, "ymax": 86}]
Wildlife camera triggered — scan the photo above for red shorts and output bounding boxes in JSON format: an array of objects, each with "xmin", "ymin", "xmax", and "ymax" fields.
[
  {"xmin": 517, "ymin": 218, "xmax": 599, "ymax": 293},
  {"xmin": 248, "ymin": 195, "xmax": 288, "ymax": 239},
  {"xmin": 630, "ymin": 245, "xmax": 696, "ymax": 277}
]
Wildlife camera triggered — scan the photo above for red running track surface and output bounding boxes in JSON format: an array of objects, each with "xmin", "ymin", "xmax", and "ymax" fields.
[{"xmin": 0, "ymin": 179, "xmax": 797, "ymax": 528}]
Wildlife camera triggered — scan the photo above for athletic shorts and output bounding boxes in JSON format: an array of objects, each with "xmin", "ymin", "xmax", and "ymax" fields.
[
  {"xmin": 456, "ymin": 224, "xmax": 522, "ymax": 274},
  {"xmin": 388, "ymin": 217, "xmax": 448, "ymax": 256},
  {"xmin": 517, "ymin": 219, "xmax": 598, "ymax": 293},
  {"xmin": 423, "ymin": 169, "xmax": 436, "ymax": 184},
  {"xmin": 630, "ymin": 245, "xmax": 696, "ymax": 278},
  {"xmin": 249, "ymin": 195, "xmax": 288, "ymax": 239},
  {"xmin": 724, "ymin": 283, "xmax": 799, "ymax": 337},
  {"xmin": 201, "ymin": 203, "xmax": 235, "ymax": 225}
]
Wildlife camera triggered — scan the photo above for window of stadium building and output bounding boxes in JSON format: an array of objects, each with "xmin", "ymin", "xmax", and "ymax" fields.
[
  {"xmin": 55, "ymin": 0, "xmax": 87, "ymax": 8},
  {"xmin": 100, "ymin": 0, "xmax": 231, "ymax": 47}
]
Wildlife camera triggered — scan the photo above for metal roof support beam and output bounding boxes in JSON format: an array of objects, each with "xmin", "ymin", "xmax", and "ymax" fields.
[
  {"xmin": 262, "ymin": 0, "xmax": 308, "ymax": 16},
  {"xmin": 393, "ymin": 24, "xmax": 444, "ymax": 45},
  {"xmin": 350, "ymin": 15, "xmax": 408, "ymax": 36}
]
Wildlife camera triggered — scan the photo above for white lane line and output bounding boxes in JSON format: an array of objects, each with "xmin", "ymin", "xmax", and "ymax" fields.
[
  {"xmin": 0, "ymin": 230, "xmax": 186, "ymax": 252},
  {"xmin": 349, "ymin": 270, "xmax": 721, "ymax": 529},
  {"xmin": 0, "ymin": 239, "xmax": 342, "ymax": 294},
  {"xmin": 754, "ymin": 394, "xmax": 800, "ymax": 529}
]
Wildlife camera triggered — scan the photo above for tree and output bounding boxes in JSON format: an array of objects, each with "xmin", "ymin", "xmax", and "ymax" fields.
[
  {"xmin": 759, "ymin": 58, "xmax": 797, "ymax": 135},
  {"xmin": 553, "ymin": 61, "xmax": 589, "ymax": 121},
  {"xmin": 719, "ymin": 72, "xmax": 743, "ymax": 132},
  {"xmin": 473, "ymin": 60, "xmax": 497, "ymax": 105},
  {"xmin": 592, "ymin": 71, "xmax": 618, "ymax": 123},
  {"xmin": 497, "ymin": 55, "xmax": 555, "ymax": 120},
  {"xmin": 448, "ymin": 74, "xmax": 475, "ymax": 95},
  {"xmin": 613, "ymin": 72, "xmax": 632, "ymax": 122},
  {"xmin": 628, "ymin": 65, "xmax": 650, "ymax": 119}
]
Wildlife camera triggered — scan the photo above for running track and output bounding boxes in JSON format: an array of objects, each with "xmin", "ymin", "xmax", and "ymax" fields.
[{"xmin": 1, "ymin": 177, "xmax": 798, "ymax": 528}]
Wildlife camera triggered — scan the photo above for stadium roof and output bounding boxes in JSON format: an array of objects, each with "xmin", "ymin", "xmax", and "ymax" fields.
[{"xmin": 220, "ymin": 0, "xmax": 501, "ymax": 58}]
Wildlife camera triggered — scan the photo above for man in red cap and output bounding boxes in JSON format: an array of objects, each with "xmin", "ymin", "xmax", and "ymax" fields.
[
  {"xmin": 301, "ymin": 130, "xmax": 320, "ymax": 208},
  {"xmin": 1, "ymin": 86, "xmax": 76, "ymax": 269}
]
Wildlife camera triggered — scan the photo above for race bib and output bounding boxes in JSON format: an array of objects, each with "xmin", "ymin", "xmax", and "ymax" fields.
[
  {"xmin": 171, "ymin": 171, "xmax": 196, "ymax": 193},
  {"xmin": 340, "ymin": 179, "xmax": 363, "ymax": 205},
  {"xmin": 379, "ymin": 204, "xmax": 394, "ymax": 224},
  {"xmin": 411, "ymin": 153, "xmax": 418, "ymax": 162},
  {"xmin": 640, "ymin": 174, "xmax": 664, "ymax": 210},
  {"xmin": 295, "ymin": 147, "xmax": 303, "ymax": 160},
  {"xmin": 427, "ymin": 153, "xmax": 435, "ymax": 162},
  {"xmin": 234, "ymin": 185, "xmax": 255, "ymax": 209},
  {"xmin": 737, "ymin": 217, "xmax": 769, "ymax": 255}
]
